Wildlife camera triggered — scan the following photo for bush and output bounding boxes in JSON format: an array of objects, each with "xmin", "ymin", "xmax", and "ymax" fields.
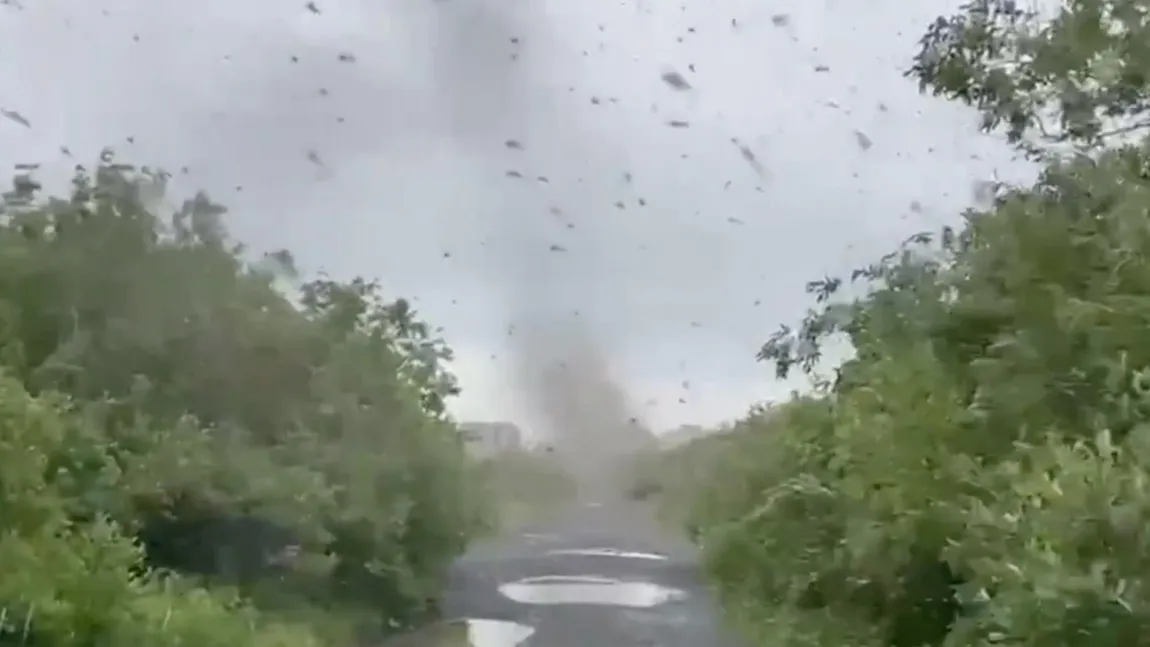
[
  {"xmin": 691, "ymin": 150, "xmax": 1150, "ymax": 647},
  {"xmin": 0, "ymin": 156, "xmax": 490, "ymax": 645},
  {"xmin": 477, "ymin": 449, "xmax": 577, "ymax": 530},
  {"xmin": 0, "ymin": 371, "xmax": 323, "ymax": 647},
  {"xmin": 680, "ymin": 2, "xmax": 1150, "ymax": 646}
]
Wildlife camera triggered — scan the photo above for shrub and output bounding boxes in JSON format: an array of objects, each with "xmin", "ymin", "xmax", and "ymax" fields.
[
  {"xmin": 681, "ymin": 1, "xmax": 1150, "ymax": 645},
  {"xmin": 690, "ymin": 149, "xmax": 1150, "ymax": 647},
  {"xmin": 0, "ymin": 371, "xmax": 323, "ymax": 647},
  {"xmin": 0, "ymin": 156, "xmax": 490, "ymax": 644}
]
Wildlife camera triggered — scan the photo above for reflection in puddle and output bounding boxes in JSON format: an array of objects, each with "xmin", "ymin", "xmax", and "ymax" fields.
[
  {"xmin": 383, "ymin": 619, "xmax": 535, "ymax": 647},
  {"xmin": 545, "ymin": 548, "xmax": 668, "ymax": 561},
  {"xmin": 498, "ymin": 575, "xmax": 686, "ymax": 608}
]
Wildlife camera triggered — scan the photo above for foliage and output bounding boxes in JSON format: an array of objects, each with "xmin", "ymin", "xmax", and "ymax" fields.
[
  {"xmin": 0, "ymin": 371, "xmax": 323, "ymax": 647},
  {"xmin": 475, "ymin": 448, "xmax": 577, "ymax": 531},
  {"xmin": 0, "ymin": 153, "xmax": 489, "ymax": 647},
  {"xmin": 910, "ymin": 0, "xmax": 1150, "ymax": 157},
  {"xmin": 625, "ymin": 411, "xmax": 775, "ymax": 527},
  {"xmin": 681, "ymin": 2, "xmax": 1150, "ymax": 646}
]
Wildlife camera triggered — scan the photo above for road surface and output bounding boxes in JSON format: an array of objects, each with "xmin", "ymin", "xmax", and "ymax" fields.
[{"xmin": 433, "ymin": 500, "xmax": 744, "ymax": 647}]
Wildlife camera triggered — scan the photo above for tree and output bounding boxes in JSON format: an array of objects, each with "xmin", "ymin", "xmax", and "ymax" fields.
[
  {"xmin": 0, "ymin": 153, "xmax": 491, "ymax": 646},
  {"xmin": 683, "ymin": 2, "xmax": 1150, "ymax": 647},
  {"xmin": 910, "ymin": 0, "xmax": 1150, "ymax": 157}
]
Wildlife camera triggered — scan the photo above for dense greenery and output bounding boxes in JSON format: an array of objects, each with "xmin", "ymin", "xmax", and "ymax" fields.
[
  {"xmin": 477, "ymin": 448, "xmax": 578, "ymax": 529},
  {"xmin": 0, "ymin": 156, "xmax": 491, "ymax": 646},
  {"xmin": 674, "ymin": 1, "xmax": 1150, "ymax": 646}
]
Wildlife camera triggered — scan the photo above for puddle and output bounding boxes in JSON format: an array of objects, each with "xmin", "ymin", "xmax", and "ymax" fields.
[
  {"xmin": 546, "ymin": 548, "xmax": 668, "ymax": 561},
  {"xmin": 382, "ymin": 618, "xmax": 535, "ymax": 647},
  {"xmin": 498, "ymin": 575, "xmax": 686, "ymax": 608}
]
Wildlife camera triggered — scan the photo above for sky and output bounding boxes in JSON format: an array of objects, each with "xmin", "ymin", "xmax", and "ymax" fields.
[{"xmin": 0, "ymin": 0, "xmax": 1036, "ymax": 435}]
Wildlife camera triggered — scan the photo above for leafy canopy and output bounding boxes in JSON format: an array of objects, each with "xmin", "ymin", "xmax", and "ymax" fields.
[
  {"xmin": 0, "ymin": 152, "xmax": 491, "ymax": 647},
  {"xmin": 679, "ymin": 2, "xmax": 1150, "ymax": 646}
]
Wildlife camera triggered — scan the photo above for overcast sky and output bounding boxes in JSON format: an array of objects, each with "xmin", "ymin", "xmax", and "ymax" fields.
[{"xmin": 0, "ymin": 0, "xmax": 1034, "ymax": 433}]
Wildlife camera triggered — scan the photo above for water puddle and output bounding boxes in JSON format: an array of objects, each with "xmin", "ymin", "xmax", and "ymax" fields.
[
  {"xmin": 382, "ymin": 618, "xmax": 535, "ymax": 647},
  {"xmin": 498, "ymin": 575, "xmax": 686, "ymax": 608},
  {"xmin": 545, "ymin": 548, "xmax": 668, "ymax": 561}
]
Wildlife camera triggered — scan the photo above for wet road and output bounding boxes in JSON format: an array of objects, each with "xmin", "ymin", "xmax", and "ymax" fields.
[{"xmin": 436, "ymin": 501, "xmax": 743, "ymax": 647}]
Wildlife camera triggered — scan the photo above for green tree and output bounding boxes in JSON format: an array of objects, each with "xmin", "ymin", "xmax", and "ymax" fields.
[
  {"xmin": 0, "ymin": 153, "xmax": 490, "ymax": 646},
  {"xmin": 684, "ymin": 2, "xmax": 1150, "ymax": 647},
  {"xmin": 0, "ymin": 370, "xmax": 323, "ymax": 647},
  {"xmin": 910, "ymin": 0, "xmax": 1150, "ymax": 156}
]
